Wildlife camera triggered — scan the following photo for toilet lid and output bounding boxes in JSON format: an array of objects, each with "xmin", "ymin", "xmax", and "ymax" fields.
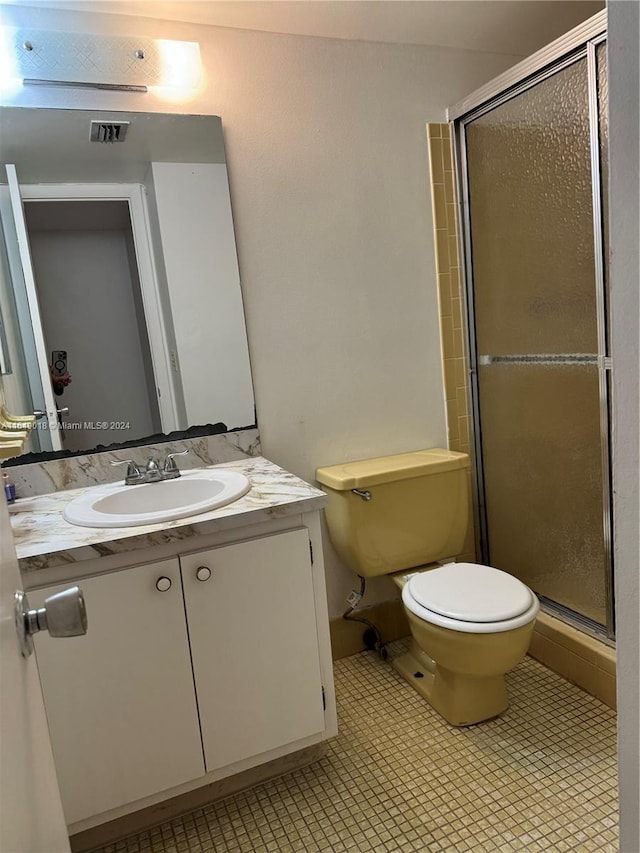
[{"xmin": 406, "ymin": 562, "xmax": 534, "ymax": 623}]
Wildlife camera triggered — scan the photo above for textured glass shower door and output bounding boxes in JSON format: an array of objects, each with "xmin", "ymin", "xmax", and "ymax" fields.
[{"xmin": 462, "ymin": 47, "xmax": 611, "ymax": 631}]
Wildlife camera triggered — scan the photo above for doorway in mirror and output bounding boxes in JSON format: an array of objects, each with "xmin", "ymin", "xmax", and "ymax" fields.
[{"xmin": 25, "ymin": 198, "xmax": 161, "ymax": 452}]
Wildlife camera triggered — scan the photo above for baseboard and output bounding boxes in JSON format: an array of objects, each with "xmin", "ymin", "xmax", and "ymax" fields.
[
  {"xmin": 330, "ymin": 598, "xmax": 409, "ymax": 660},
  {"xmin": 527, "ymin": 611, "xmax": 616, "ymax": 709}
]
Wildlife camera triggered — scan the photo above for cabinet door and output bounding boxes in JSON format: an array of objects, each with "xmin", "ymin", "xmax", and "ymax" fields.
[
  {"xmin": 181, "ymin": 529, "xmax": 326, "ymax": 772},
  {"xmin": 31, "ymin": 560, "xmax": 204, "ymax": 825}
]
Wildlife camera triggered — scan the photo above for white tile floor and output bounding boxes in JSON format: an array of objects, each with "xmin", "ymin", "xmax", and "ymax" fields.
[{"xmin": 93, "ymin": 642, "xmax": 618, "ymax": 852}]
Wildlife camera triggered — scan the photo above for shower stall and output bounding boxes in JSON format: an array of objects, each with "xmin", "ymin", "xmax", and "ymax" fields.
[{"xmin": 451, "ymin": 14, "xmax": 612, "ymax": 639}]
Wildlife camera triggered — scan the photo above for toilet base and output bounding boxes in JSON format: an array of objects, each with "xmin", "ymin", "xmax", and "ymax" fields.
[{"xmin": 392, "ymin": 639, "xmax": 509, "ymax": 727}]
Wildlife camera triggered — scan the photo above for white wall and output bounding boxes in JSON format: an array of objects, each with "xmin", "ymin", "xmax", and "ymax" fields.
[
  {"xmin": 149, "ymin": 162, "xmax": 255, "ymax": 430},
  {"xmin": 608, "ymin": 1, "xmax": 640, "ymax": 848},
  {"xmin": 0, "ymin": 3, "xmax": 520, "ymax": 613}
]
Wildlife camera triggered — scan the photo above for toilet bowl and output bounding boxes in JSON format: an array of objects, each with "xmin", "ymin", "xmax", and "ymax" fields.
[
  {"xmin": 315, "ymin": 449, "xmax": 540, "ymax": 727},
  {"xmin": 392, "ymin": 562, "xmax": 539, "ymax": 725}
]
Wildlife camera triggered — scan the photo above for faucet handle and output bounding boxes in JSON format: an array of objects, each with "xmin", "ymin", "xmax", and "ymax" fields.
[
  {"xmin": 163, "ymin": 448, "xmax": 190, "ymax": 478},
  {"xmin": 110, "ymin": 459, "xmax": 142, "ymax": 485}
]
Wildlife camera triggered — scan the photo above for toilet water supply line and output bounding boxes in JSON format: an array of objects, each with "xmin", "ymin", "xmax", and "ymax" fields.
[{"xmin": 343, "ymin": 575, "xmax": 388, "ymax": 660}]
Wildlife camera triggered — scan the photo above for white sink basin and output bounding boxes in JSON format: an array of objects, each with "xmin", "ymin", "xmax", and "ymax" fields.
[{"xmin": 63, "ymin": 469, "xmax": 251, "ymax": 528}]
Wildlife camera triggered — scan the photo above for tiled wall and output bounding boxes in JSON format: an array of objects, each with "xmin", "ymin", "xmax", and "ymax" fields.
[
  {"xmin": 426, "ymin": 121, "xmax": 616, "ymax": 710},
  {"xmin": 529, "ymin": 612, "xmax": 616, "ymax": 710},
  {"xmin": 427, "ymin": 122, "xmax": 475, "ymax": 564}
]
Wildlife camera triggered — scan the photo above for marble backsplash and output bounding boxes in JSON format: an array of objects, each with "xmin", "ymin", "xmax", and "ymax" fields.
[{"xmin": 6, "ymin": 428, "xmax": 261, "ymax": 498}]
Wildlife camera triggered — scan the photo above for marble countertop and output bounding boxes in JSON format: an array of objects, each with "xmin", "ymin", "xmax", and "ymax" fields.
[{"xmin": 11, "ymin": 457, "xmax": 327, "ymax": 573}]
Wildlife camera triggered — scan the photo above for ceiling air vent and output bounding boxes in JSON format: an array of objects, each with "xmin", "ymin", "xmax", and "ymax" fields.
[{"xmin": 89, "ymin": 120, "xmax": 130, "ymax": 143}]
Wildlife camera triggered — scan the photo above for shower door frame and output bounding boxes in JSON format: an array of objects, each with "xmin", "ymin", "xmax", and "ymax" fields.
[{"xmin": 448, "ymin": 11, "xmax": 614, "ymax": 640}]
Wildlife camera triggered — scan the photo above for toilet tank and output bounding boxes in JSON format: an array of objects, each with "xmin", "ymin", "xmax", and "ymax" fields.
[{"xmin": 316, "ymin": 449, "xmax": 470, "ymax": 578}]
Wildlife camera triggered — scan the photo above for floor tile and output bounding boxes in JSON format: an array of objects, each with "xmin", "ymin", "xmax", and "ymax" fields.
[{"xmin": 90, "ymin": 643, "xmax": 618, "ymax": 852}]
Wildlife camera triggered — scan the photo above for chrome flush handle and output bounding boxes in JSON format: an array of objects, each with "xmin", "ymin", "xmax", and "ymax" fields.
[{"xmin": 352, "ymin": 489, "xmax": 372, "ymax": 501}]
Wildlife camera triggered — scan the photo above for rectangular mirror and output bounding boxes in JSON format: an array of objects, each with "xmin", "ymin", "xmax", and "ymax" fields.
[{"xmin": 0, "ymin": 106, "xmax": 255, "ymax": 459}]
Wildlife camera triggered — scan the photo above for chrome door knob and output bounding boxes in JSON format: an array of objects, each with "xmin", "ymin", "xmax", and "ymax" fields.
[
  {"xmin": 156, "ymin": 576, "xmax": 172, "ymax": 592},
  {"xmin": 15, "ymin": 586, "xmax": 88, "ymax": 658},
  {"xmin": 196, "ymin": 566, "xmax": 212, "ymax": 582}
]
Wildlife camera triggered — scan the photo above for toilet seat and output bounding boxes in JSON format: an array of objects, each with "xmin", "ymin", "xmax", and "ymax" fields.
[{"xmin": 402, "ymin": 562, "xmax": 540, "ymax": 634}]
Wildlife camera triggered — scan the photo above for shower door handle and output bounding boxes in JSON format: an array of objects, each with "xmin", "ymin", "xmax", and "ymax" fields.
[{"xmin": 478, "ymin": 354, "xmax": 599, "ymax": 366}]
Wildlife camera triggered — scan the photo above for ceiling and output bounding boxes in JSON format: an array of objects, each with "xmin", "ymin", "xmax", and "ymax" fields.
[{"xmin": 5, "ymin": 1, "xmax": 605, "ymax": 57}]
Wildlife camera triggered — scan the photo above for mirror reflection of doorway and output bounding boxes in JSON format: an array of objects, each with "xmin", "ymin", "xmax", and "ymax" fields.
[{"xmin": 23, "ymin": 199, "xmax": 162, "ymax": 452}]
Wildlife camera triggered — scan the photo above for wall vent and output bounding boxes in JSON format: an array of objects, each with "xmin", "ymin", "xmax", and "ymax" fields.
[{"xmin": 90, "ymin": 120, "xmax": 130, "ymax": 143}]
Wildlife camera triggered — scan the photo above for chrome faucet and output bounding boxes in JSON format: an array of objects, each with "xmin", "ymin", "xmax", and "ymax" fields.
[
  {"xmin": 142, "ymin": 457, "xmax": 163, "ymax": 483},
  {"xmin": 110, "ymin": 449, "xmax": 190, "ymax": 485}
]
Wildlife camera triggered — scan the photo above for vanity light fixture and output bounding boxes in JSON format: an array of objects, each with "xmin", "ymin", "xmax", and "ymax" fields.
[{"xmin": 1, "ymin": 27, "xmax": 201, "ymax": 93}]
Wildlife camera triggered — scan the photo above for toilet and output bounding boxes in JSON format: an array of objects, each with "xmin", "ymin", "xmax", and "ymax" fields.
[{"xmin": 315, "ymin": 448, "xmax": 539, "ymax": 726}]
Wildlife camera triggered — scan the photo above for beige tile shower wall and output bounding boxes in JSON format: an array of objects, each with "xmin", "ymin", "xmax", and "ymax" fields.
[{"xmin": 427, "ymin": 122, "xmax": 475, "ymax": 562}]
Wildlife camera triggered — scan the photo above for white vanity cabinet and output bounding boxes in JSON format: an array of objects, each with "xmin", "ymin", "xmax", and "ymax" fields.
[
  {"xmin": 31, "ymin": 559, "xmax": 204, "ymax": 825},
  {"xmin": 181, "ymin": 528, "xmax": 326, "ymax": 772},
  {"xmin": 30, "ymin": 523, "xmax": 335, "ymax": 829}
]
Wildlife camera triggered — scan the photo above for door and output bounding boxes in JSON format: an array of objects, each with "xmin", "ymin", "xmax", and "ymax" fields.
[
  {"xmin": 0, "ymin": 497, "xmax": 70, "ymax": 852},
  {"xmin": 31, "ymin": 559, "xmax": 204, "ymax": 825},
  {"xmin": 23, "ymin": 198, "xmax": 162, "ymax": 451},
  {"xmin": 460, "ymin": 43, "xmax": 612, "ymax": 634},
  {"xmin": 181, "ymin": 529, "xmax": 326, "ymax": 773},
  {"xmin": 3, "ymin": 165, "xmax": 62, "ymax": 450}
]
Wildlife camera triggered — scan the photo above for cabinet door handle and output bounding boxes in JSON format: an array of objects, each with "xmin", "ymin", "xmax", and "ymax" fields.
[
  {"xmin": 155, "ymin": 576, "xmax": 172, "ymax": 592},
  {"xmin": 196, "ymin": 566, "xmax": 212, "ymax": 582}
]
